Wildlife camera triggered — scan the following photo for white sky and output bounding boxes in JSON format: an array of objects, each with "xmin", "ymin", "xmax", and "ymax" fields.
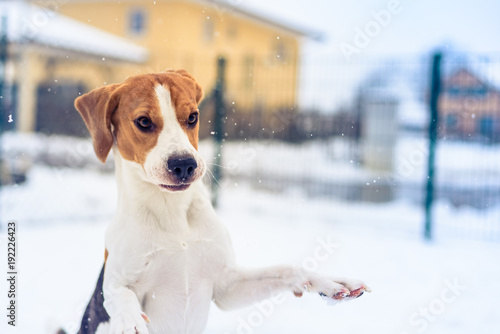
[
  {"xmin": 235, "ymin": 0, "xmax": 500, "ymax": 111},
  {"xmin": 241, "ymin": 0, "xmax": 500, "ymax": 57}
]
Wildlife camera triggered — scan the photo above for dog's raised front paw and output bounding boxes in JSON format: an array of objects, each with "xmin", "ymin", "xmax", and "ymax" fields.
[
  {"xmin": 295, "ymin": 275, "xmax": 371, "ymax": 302},
  {"xmin": 109, "ymin": 311, "xmax": 150, "ymax": 334},
  {"xmin": 332, "ymin": 277, "xmax": 371, "ymax": 300}
]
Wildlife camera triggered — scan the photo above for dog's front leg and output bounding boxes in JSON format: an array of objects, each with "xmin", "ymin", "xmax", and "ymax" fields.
[
  {"xmin": 213, "ymin": 265, "xmax": 306, "ymax": 310},
  {"xmin": 103, "ymin": 263, "xmax": 149, "ymax": 334},
  {"xmin": 213, "ymin": 266, "xmax": 370, "ymax": 310}
]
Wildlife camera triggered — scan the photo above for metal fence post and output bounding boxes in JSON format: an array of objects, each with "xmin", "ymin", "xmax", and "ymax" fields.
[
  {"xmin": 0, "ymin": 15, "xmax": 7, "ymax": 131},
  {"xmin": 211, "ymin": 56, "xmax": 226, "ymax": 207},
  {"xmin": 424, "ymin": 52, "xmax": 442, "ymax": 240},
  {"xmin": 0, "ymin": 15, "xmax": 7, "ymax": 191}
]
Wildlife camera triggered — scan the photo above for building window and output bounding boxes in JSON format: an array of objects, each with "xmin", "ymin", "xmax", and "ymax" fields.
[
  {"xmin": 447, "ymin": 85, "xmax": 488, "ymax": 97},
  {"xmin": 446, "ymin": 86, "xmax": 459, "ymax": 95},
  {"xmin": 202, "ymin": 19, "xmax": 214, "ymax": 43},
  {"xmin": 243, "ymin": 55, "xmax": 254, "ymax": 89},
  {"xmin": 479, "ymin": 116, "xmax": 494, "ymax": 138},
  {"xmin": 273, "ymin": 40, "xmax": 288, "ymax": 63},
  {"xmin": 227, "ymin": 23, "xmax": 237, "ymax": 40},
  {"xmin": 129, "ymin": 8, "xmax": 146, "ymax": 36},
  {"xmin": 445, "ymin": 114, "xmax": 458, "ymax": 129}
]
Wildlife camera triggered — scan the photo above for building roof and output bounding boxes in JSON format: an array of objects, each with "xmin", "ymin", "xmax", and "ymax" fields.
[
  {"xmin": 443, "ymin": 52, "xmax": 500, "ymax": 92},
  {"xmin": 57, "ymin": 0, "xmax": 323, "ymax": 41},
  {"xmin": 0, "ymin": 0, "xmax": 148, "ymax": 63},
  {"xmin": 203, "ymin": 0, "xmax": 323, "ymax": 40},
  {"xmin": 474, "ymin": 65, "xmax": 499, "ymax": 91}
]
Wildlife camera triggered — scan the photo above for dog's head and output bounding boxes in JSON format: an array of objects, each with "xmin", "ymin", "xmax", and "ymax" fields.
[{"xmin": 75, "ymin": 70, "xmax": 206, "ymax": 193}]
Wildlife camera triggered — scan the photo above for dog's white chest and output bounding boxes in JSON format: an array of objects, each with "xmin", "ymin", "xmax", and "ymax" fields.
[
  {"xmin": 145, "ymin": 231, "xmax": 224, "ymax": 286},
  {"xmin": 131, "ymin": 224, "xmax": 228, "ymax": 333}
]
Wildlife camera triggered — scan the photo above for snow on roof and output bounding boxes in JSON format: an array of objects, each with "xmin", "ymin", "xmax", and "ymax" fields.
[
  {"xmin": 443, "ymin": 52, "xmax": 500, "ymax": 91},
  {"xmin": 0, "ymin": 0, "xmax": 148, "ymax": 63},
  {"xmin": 473, "ymin": 61, "xmax": 500, "ymax": 91},
  {"xmin": 197, "ymin": 0, "xmax": 323, "ymax": 40}
]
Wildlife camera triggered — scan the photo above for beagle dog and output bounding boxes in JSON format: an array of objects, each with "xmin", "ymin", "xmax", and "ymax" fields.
[{"xmin": 74, "ymin": 70, "xmax": 370, "ymax": 334}]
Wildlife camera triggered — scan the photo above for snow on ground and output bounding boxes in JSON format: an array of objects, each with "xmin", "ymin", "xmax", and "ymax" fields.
[
  {"xmin": 203, "ymin": 133, "xmax": 500, "ymax": 191},
  {"xmin": 1, "ymin": 165, "xmax": 500, "ymax": 334}
]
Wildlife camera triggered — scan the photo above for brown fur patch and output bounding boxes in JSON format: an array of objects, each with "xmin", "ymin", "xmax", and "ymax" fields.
[
  {"xmin": 160, "ymin": 69, "xmax": 204, "ymax": 150},
  {"xmin": 74, "ymin": 84, "xmax": 120, "ymax": 163},
  {"xmin": 75, "ymin": 70, "xmax": 203, "ymax": 165},
  {"xmin": 109, "ymin": 75, "xmax": 164, "ymax": 165}
]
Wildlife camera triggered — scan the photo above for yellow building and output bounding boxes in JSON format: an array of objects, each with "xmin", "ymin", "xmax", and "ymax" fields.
[
  {"xmin": 54, "ymin": 0, "xmax": 313, "ymax": 109},
  {"xmin": 1, "ymin": 0, "xmax": 148, "ymax": 135},
  {"xmin": 3, "ymin": 0, "xmax": 316, "ymax": 137},
  {"xmin": 32, "ymin": 0, "xmax": 315, "ymax": 137}
]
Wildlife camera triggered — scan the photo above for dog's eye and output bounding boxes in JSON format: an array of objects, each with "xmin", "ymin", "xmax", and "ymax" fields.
[
  {"xmin": 135, "ymin": 117, "xmax": 152, "ymax": 130},
  {"xmin": 188, "ymin": 112, "xmax": 198, "ymax": 126}
]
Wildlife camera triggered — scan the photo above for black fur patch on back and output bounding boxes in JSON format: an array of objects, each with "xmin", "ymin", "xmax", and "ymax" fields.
[{"xmin": 78, "ymin": 264, "xmax": 110, "ymax": 334}]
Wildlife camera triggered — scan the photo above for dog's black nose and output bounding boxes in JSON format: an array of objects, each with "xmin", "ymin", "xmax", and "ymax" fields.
[{"xmin": 167, "ymin": 157, "xmax": 198, "ymax": 181}]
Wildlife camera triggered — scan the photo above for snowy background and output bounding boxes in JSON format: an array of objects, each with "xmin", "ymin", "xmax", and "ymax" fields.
[
  {"xmin": 243, "ymin": 0, "xmax": 500, "ymax": 111},
  {"xmin": 2, "ymin": 0, "xmax": 500, "ymax": 333},
  {"xmin": 246, "ymin": 0, "xmax": 500, "ymax": 55},
  {"xmin": 1, "ymin": 132, "xmax": 500, "ymax": 334}
]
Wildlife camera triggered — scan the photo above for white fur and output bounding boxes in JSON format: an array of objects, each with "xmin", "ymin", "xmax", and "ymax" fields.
[
  {"xmin": 101, "ymin": 83, "xmax": 367, "ymax": 334},
  {"xmin": 142, "ymin": 85, "xmax": 206, "ymax": 188}
]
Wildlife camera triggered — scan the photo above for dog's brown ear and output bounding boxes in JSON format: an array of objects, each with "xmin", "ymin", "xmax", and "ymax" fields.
[
  {"xmin": 166, "ymin": 69, "xmax": 203, "ymax": 104},
  {"xmin": 194, "ymin": 82, "xmax": 203, "ymax": 104},
  {"xmin": 75, "ymin": 84, "xmax": 120, "ymax": 163}
]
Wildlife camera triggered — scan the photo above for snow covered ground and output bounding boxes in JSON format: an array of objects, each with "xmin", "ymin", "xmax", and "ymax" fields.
[{"xmin": 1, "ymin": 163, "xmax": 500, "ymax": 334}]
